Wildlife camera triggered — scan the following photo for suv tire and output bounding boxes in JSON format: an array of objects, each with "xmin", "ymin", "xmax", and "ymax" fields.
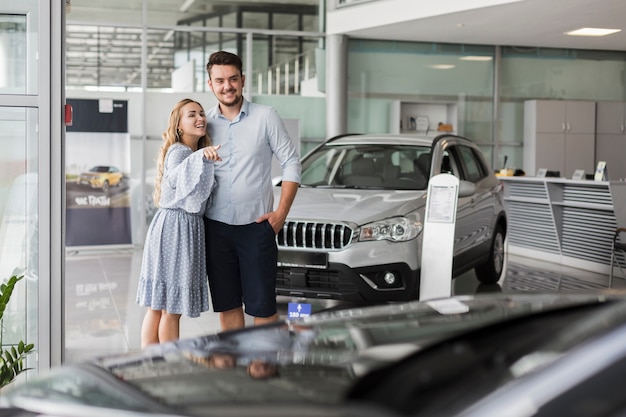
[{"xmin": 475, "ymin": 224, "xmax": 505, "ymax": 284}]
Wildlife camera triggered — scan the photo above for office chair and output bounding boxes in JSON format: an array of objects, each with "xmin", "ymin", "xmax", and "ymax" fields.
[{"xmin": 609, "ymin": 227, "xmax": 626, "ymax": 288}]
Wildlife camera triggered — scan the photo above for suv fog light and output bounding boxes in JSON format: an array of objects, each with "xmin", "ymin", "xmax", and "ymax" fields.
[
  {"xmin": 383, "ymin": 272, "xmax": 396, "ymax": 285},
  {"xmin": 361, "ymin": 271, "xmax": 404, "ymax": 290}
]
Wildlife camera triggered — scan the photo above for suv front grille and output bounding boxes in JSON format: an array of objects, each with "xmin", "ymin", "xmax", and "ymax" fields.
[
  {"xmin": 276, "ymin": 268, "xmax": 359, "ymax": 292},
  {"xmin": 277, "ymin": 221, "xmax": 355, "ymax": 250}
]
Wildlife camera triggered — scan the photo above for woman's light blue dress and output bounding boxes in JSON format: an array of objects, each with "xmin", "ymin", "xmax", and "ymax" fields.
[{"xmin": 136, "ymin": 143, "xmax": 215, "ymax": 317}]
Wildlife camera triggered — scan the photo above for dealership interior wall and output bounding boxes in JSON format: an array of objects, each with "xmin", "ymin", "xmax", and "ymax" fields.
[{"xmin": 1, "ymin": 0, "xmax": 626, "ymax": 376}]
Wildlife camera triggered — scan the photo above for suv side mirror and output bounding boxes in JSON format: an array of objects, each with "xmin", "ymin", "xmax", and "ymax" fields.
[{"xmin": 458, "ymin": 180, "xmax": 476, "ymax": 197}]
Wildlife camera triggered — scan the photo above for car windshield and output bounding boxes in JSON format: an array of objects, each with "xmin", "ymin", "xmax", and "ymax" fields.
[
  {"xmin": 301, "ymin": 144, "xmax": 431, "ymax": 190},
  {"xmin": 90, "ymin": 166, "xmax": 110, "ymax": 173}
]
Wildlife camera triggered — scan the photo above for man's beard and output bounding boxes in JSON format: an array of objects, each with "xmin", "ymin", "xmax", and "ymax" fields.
[{"xmin": 221, "ymin": 93, "xmax": 242, "ymax": 108}]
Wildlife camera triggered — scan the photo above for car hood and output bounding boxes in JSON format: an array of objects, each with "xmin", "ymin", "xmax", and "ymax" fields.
[
  {"xmin": 2, "ymin": 293, "xmax": 621, "ymax": 417},
  {"xmin": 278, "ymin": 187, "xmax": 428, "ymax": 224}
]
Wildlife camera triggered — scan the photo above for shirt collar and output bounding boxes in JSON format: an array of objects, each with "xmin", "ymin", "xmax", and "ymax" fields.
[{"xmin": 240, "ymin": 97, "xmax": 249, "ymax": 116}]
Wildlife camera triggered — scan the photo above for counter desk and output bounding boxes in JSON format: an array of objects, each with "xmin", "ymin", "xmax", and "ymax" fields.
[{"xmin": 499, "ymin": 176, "xmax": 626, "ymax": 275}]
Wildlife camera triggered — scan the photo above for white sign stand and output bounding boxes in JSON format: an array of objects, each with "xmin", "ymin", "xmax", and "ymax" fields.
[
  {"xmin": 419, "ymin": 173, "xmax": 459, "ymax": 300},
  {"xmin": 594, "ymin": 161, "xmax": 608, "ymax": 181}
]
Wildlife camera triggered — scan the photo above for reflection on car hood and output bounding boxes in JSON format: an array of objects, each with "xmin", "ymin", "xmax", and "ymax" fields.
[
  {"xmin": 1, "ymin": 293, "xmax": 621, "ymax": 417},
  {"xmin": 278, "ymin": 187, "xmax": 427, "ymax": 224}
]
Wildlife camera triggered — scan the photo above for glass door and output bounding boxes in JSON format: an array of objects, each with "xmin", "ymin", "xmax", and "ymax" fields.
[{"xmin": 0, "ymin": 0, "xmax": 64, "ymax": 377}]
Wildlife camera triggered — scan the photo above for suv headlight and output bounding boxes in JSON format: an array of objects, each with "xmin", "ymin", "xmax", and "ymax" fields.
[{"xmin": 359, "ymin": 216, "xmax": 422, "ymax": 242}]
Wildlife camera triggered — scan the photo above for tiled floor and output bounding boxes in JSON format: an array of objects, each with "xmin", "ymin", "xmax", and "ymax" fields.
[{"xmin": 64, "ymin": 246, "xmax": 626, "ymax": 364}]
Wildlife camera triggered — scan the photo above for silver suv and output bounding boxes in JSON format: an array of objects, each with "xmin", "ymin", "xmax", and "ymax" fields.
[{"xmin": 274, "ymin": 133, "xmax": 507, "ymax": 302}]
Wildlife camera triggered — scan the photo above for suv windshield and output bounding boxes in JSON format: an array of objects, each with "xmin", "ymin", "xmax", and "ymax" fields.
[{"xmin": 301, "ymin": 144, "xmax": 432, "ymax": 190}]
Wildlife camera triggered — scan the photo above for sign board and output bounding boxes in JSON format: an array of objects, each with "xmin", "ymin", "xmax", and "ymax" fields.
[
  {"xmin": 419, "ymin": 174, "xmax": 459, "ymax": 300},
  {"xmin": 287, "ymin": 302, "xmax": 312, "ymax": 320},
  {"xmin": 572, "ymin": 169, "xmax": 585, "ymax": 180},
  {"xmin": 595, "ymin": 161, "xmax": 608, "ymax": 181},
  {"xmin": 65, "ymin": 98, "xmax": 132, "ymax": 247}
]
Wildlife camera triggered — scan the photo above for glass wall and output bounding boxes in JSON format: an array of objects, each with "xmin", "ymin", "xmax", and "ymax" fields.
[
  {"xmin": 0, "ymin": 0, "xmax": 62, "ymax": 375},
  {"xmin": 66, "ymin": 3, "xmax": 325, "ymax": 250},
  {"xmin": 0, "ymin": 106, "xmax": 38, "ymax": 376},
  {"xmin": 66, "ymin": 3, "xmax": 321, "ymax": 93},
  {"xmin": 346, "ymin": 40, "xmax": 496, "ymax": 162},
  {"xmin": 170, "ymin": 29, "xmax": 320, "ymax": 96},
  {"xmin": 345, "ymin": 39, "xmax": 626, "ymax": 172},
  {"xmin": 499, "ymin": 47, "xmax": 626, "ymax": 170},
  {"xmin": 0, "ymin": 7, "xmax": 38, "ymax": 379},
  {"xmin": 0, "ymin": 15, "xmax": 27, "ymax": 94}
]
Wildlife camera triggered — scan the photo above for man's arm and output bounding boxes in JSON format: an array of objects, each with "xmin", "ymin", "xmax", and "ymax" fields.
[{"xmin": 256, "ymin": 180, "xmax": 299, "ymax": 234}]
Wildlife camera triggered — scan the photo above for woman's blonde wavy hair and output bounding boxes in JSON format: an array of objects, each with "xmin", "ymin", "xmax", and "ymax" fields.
[{"xmin": 153, "ymin": 98, "xmax": 212, "ymax": 206}]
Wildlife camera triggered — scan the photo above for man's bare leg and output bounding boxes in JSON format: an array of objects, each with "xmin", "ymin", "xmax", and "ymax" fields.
[
  {"xmin": 220, "ymin": 307, "xmax": 246, "ymax": 331},
  {"xmin": 254, "ymin": 313, "xmax": 279, "ymax": 326}
]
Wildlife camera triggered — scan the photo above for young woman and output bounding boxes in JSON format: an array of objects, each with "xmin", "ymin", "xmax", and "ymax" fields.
[{"xmin": 136, "ymin": 98, "xmax": 221, "ymax": 348}]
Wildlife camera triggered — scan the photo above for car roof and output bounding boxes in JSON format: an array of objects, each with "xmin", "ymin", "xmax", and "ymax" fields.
[
  {"xmin": 323, "ymin": 133, "xmax": 482, "ymax": 152},
  {"xmin": 325, "ymin": 133, "xmax": 437, "ymax": 147}
]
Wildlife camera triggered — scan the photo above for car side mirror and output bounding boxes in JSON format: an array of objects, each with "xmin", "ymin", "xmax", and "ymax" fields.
[{"xmin": 458, "ymin": 180, "xmax": 476, "ymax": 197}]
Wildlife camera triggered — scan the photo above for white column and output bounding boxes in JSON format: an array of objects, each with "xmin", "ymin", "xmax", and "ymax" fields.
[{"xmin": 325, "ymin": 34, "xmax": 348, "ymax": 138}]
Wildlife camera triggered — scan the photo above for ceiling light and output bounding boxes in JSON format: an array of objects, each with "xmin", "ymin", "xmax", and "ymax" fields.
[
  {"xmin": 459, "ymin": 56, "xmax": 493, "ymax": 61},
  {"xmin": 180, "ymin": 0, "xmax": 196, "ymax": 12},
  {"xmin": 429, "ymin": 64, "xmax": 456, "ymax": 70},
  {"xmin": 163, "ymin": 30, "xmax": 175, "ymax": 41},
  {"xmin": 565, "ymin": 27, "xmax": 621, "ymax": 37}
]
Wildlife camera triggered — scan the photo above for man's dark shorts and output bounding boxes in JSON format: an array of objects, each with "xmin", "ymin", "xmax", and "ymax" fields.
[{"xmin": 204, "ymin": 218, "xmax": 278, "ymax": 317}]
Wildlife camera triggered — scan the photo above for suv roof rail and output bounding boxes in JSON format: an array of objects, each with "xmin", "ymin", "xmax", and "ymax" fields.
[
  {"xmin": 301, "ymin": 133, "xmax": 363, "ymax": 159},
  {"xmin": 324, "ymin": 133, "xmax": 362, "ymax": 144}
]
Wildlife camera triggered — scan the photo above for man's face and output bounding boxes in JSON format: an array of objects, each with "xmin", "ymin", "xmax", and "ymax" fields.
[{"xmin": 208, "ymin": 64, "xmax": 245, "ymax": 108}]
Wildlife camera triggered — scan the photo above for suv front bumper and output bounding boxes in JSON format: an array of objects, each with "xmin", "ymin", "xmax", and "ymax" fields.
[{"xmin": 275, "ymin": 261, "xmax": 419, "ymax": 302}]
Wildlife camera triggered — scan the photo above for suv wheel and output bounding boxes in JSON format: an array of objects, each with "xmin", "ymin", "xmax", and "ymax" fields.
[{"xmin": 475, "ymin": 224, "xmax": 505, "ymax": 284}]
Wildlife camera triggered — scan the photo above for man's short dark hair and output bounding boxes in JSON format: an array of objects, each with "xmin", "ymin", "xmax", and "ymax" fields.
[{"xmin": 206, "ymin": 51, "xmax": 243, "ymax": 78}]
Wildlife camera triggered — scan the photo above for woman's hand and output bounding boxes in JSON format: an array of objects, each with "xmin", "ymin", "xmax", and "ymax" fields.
[{"xmin": 203, "ymin": 144, "xmax": 222, "ymax": 161}]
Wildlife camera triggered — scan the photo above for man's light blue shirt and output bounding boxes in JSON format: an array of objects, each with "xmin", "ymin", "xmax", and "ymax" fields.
[{"xmin": 204, "ymin": 98, "xmax": 301, "ymax": 225}]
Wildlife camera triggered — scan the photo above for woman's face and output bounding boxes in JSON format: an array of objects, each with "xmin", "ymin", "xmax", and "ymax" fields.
[{"xmin": 178, "ymin": 101, "xmax": 207, "ymax": 142}]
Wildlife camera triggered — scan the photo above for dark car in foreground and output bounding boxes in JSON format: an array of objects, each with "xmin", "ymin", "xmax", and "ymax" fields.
[
  {"xmin": 4, "ymin": 293, "xmax": 626, "ymax": 417},
  {"xmin": 273, "ymin": 133, "xmax": 506, "ymax": 303}
]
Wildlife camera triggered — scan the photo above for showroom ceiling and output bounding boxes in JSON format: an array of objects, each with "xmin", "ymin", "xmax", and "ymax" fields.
[{"xmin": 337, "ymin": 0, "xmax": 626, "ymax": 53}]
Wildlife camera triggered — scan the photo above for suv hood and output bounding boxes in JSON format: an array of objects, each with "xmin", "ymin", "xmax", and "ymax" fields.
[{"xmin": 279, "ymin": 187, "xmax": 427, "ymax": 225}]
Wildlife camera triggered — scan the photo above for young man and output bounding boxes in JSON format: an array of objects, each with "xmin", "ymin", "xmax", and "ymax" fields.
[{"xmin": 204, "ymin": 50, "xmax": 301, "ymax": 331}]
